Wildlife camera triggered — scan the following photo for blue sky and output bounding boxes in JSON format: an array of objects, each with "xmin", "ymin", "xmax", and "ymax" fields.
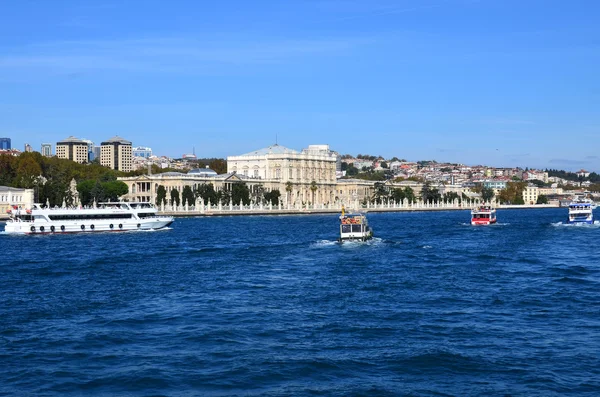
[{"xmin": 1, "ymin": 0, "xmax": 599, "ymax": 171}]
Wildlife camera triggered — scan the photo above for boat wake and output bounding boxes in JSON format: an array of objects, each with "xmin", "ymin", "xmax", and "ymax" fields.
[
  {"xmin": 552, "ymin": 221, "xmax": 600, "ymax": 228},
  {"xmin": 313, "ymin": 239, "xmax": 338, "ymax": 247},
  {"xmin": 313, "ymin": 237, "xmax": 384, "ymax": 247}
]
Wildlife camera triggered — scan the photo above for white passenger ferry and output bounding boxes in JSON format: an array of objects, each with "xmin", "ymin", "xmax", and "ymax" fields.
[
  {"xmin": 567, "ymin": 200, "xmax": 594, "ymax": 224},
  {"xmin": 471, "ymin": 204, "xmax": 497, "ymax": 225},
  {"xmin": 4, "ymin": 202, "xmax": 174, "ymax": 234},
  {"xmin": 339, "ymin": 208, "xmax": 373, "ymax": 242}
]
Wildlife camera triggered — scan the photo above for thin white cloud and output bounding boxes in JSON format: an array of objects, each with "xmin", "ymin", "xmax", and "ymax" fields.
[{"xmin": 0, "ymin": 35, "xmax": 372, "ymax": 76}]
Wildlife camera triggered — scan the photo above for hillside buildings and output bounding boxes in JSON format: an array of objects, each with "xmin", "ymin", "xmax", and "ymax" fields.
[{"xmin": 100, "ymin": 136, "xmax": 132, "ymax": 172}]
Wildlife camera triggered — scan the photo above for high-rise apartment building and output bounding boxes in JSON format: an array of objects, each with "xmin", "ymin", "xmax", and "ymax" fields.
[
  {"xmin": 0, "ymin": 138, "xmax": 10, "ymax": 150},
  {"xmin": 41, "ymin": 143, "xmax": 52, "ymax": 157},
  {"xmin": 56, "ymin": 136, "xmax": 89, "ymax": 164},
  {"xmin": 100, "ymin": 136, "xmax": 132, "ymax": 172},
  {"xmin": 24, "ymin": 143, "xmax": 33, "ymax": 153}
]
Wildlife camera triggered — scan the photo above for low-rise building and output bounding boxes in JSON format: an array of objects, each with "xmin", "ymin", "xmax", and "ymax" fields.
[{"xmin": 0, "ymin": 186, "xmax": 34, "ymax": 215}]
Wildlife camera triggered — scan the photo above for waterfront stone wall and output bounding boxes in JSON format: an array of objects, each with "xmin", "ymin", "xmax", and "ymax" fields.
[{"xmin": 158, "ymin": 199, "xmax": 559, "ymax": 217}]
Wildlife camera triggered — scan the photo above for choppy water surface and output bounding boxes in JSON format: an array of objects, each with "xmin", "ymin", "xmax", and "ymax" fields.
[{"xmin": 1, "ymin": 208, "xmax": 599, "ymax": 396}]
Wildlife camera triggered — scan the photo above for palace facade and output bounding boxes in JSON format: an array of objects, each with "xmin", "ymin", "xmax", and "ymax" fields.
[
  {"xmin": 118, "ymin": 144, "xmax": 374, "ymax": 207},
  {"xmin": 227, "ymin": 144, "xmax": 340, "ymax": 205}
]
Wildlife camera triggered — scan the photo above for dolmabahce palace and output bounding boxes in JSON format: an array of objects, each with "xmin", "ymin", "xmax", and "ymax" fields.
[{"xmin": 117, "ymin": 144, "xmax": 375, "ymax": 206}]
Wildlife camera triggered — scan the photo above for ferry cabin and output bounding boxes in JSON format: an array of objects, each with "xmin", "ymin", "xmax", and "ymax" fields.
[{"xmin": 339, "ymin": 213, "xmax": 373, "ymax": 242}]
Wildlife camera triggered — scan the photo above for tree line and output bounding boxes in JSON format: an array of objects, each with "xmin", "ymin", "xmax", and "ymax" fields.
[
  {"xmin": 154, "ymin": 183, "xmax": 282, "ymax": 207},
  {"xmin": 0, "ymin": 152, "xmax": 129, "ymax": 206}
]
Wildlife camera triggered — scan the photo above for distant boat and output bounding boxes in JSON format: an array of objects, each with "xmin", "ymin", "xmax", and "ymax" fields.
[
  {"xmin": 567, "ymin": 200, "xmax": 594, "ymax": 224},
  {"xmin": 471, "ymin": 204, "xmax": 497, "ymax": 225},
  {"xmin": 339, "ymin": 208, "xmax": 373, "ymax": 242}
]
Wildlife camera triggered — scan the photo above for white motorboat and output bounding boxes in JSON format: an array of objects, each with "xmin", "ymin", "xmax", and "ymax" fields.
[{"xmin": 339, "ymin": 208, "xmax": 373, "ymax": 242}]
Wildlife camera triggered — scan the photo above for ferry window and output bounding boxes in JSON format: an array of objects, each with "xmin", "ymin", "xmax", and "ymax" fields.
[
  {"xmin": 352, "ymin": 225, "xmax": 362, "ymax": 233},
  {"xmin": 342, "ymin": 225, "xmax": 352, "ymax": 233}
]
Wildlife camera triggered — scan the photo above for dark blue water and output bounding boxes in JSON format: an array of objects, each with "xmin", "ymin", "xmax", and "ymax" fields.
[{"xmin": 1, "ymin": 208, "xmax": 599, "ymax": 396}]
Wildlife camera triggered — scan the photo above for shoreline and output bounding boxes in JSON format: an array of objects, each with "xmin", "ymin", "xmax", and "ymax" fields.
[
  {"xmin": 0, "ymin": 203, "xmax": 562, "ymax": 221},
  {"xmin": 159, "ymin": 203, "xmax": 561, "ymax": 218}
]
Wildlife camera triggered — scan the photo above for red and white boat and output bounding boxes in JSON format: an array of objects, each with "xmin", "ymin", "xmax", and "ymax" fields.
[{"xmin": 471, "ymin": 204, "xmax": 497, "ymax": 225}]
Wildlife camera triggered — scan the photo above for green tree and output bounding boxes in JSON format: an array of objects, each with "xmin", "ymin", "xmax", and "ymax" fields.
[
  {"xmin": 90, "ymin": 180, "xmax": 106, "ymax": 204},
  {"xmin": 345, "ymin": 163, "xmax": 359, "ymax": 177},
  {"xmin": 481, "ymin": 186, "xmax": 495, "ymax": 203},
  {"xmin": 372, "ymin": 182, "xmax": 388, "ymax": 204},
  {"xmin": 232, "ymin": 183, "xmax": 250, "ymax": 205},
  {"xmin": 391, "ymin": 187, "xmax": 405, "ymax": 203},
  {"xmin": 536, "ymin": 194, "xmax": 549, "ymax": 204},
  {"xmin": 420, "ymin": 182, "xmax": 441, "ymax": 203},
  {"xmin": 497, "ymin": 181, "xmax": 527, "ymax": 204},
  {"xmin": 156, "ymin": 185, "xmax": 167, "ymax": 206},
  {"xmin": 15, "ymin": 153, "xmax": 42, "ymax": 188},
  {"xmin": 443, "ymin": 191, "xmax": 460, "ymax": 203},
  {"xmin": 263, "ymin": 189, "xmax": 281, "ymax": 206},
  {"xmin": 209, "ymin": 159, "xmax": 227, "ymax": 174},
  {"xmin": 403, "ymin": 187, "xmax": 416, "ymax": 203},
  {"xmin": 196, "ymin": 183, "xmax": 217, "ymax": 204},
  {"xmin": 41, "ymin": 178, "xmax": 68, "ymax": 207},
  {"xmin": 285, "ymin": 181, "xmax": 293, "ymax": 205},
  {"xmin": 170, "ymin": 188, "xmax": 180, "ymax": 206},
  {"xmin": 77, "ymin": 180, "xmax": 96, "ymax": 206},
  {"xmin": 0, "ymin": 154, "xmax": 17, "ymax": 186},
  {"xmin": 218, "ymin": 189, "xmax": 231, "ymax": 205},
  {"xmin": 102, "ymin": 181, "xmax": 128, "ymax": 201},
  {"xmin": 528, "ymin": 179, "xmax": 547, "ymax": 188},
  {"xmin": 182, "ymin": 185, "xmax": 195, "ymax": 205}
]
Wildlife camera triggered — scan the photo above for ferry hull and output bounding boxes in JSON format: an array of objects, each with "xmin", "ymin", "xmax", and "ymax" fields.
[
  {"xmin": 567, "ymin": 219, "xmax": 594, "ymax": 225},
  {"xmin": 339, "ymin": 230, "xmax": 373, "ymax": 242},
  {"xmin": 471, "ymin": 219, "xmax": 497, "ymax": 226},
  {"xmin": 4, "ymin": 218, "xmax": 173, "ymax": 234}
]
